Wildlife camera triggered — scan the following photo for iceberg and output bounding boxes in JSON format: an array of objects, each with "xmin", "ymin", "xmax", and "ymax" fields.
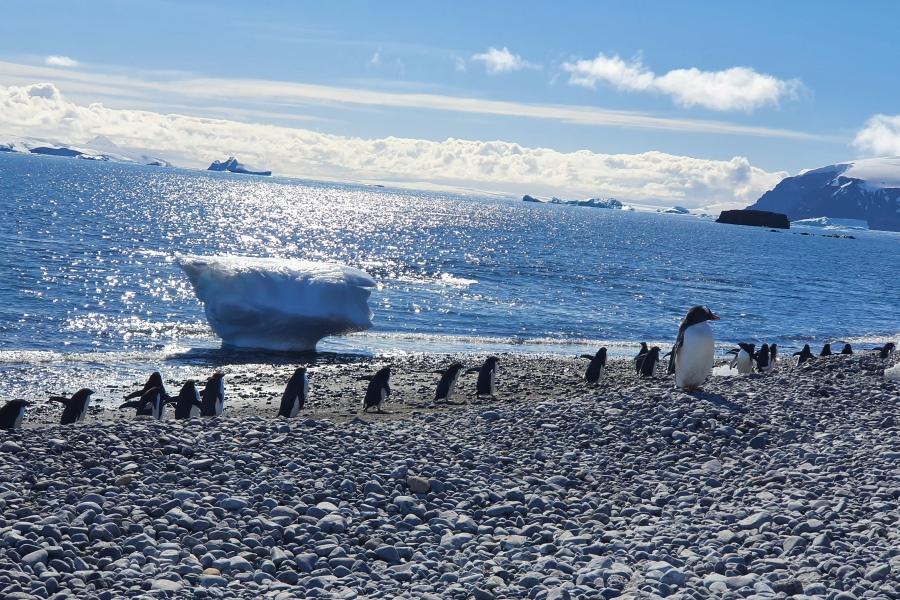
[
  {"xmin": 177, "ymin": 255, "xmax": 376, "ymax": 351},
  {"xmin": 207, "ymin": 156, "xmax": 272, "ymax": 176}
]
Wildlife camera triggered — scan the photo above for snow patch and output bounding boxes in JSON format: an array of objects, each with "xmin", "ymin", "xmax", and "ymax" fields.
[
  {"xmin": 792, "ymin": 217, "xmax": 869, "ymax": 231},
  {"xmin": 841, "ymin": 157, "xmax": 900, "ymax": 190}
]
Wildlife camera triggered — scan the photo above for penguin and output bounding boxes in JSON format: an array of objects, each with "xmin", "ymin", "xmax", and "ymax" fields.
[
  {"xmin": 169, "ymin": 380, "xmax": 202, "ymax": 420},
  {"xmin": 754, "ymin": 344, "xmax": 772, "ymax": 373},
  {"xmin": 0, "ymin": 400, "xmax": 30, "ymax": 430},
  {"xmin": 638, "ymin": 346, "xmax": 662, "ymax": 378},
  {"xmin": 580, "ymin": 348, "xmax": 607, "ymax": 384},
  {"xmin": 278, "ymin": 368, "xmax": 309, "ymax": 418},
  {"xmin": 727, "ymin": 343, "xmax": 756, "ymax": 374},
  {"xmin": 820, "ymin": 343, "xmax": 833, "ymax": 357},
  {"xmin": 634, "ymin": 342, "xmax": 649, "ymax": 374},
  {"xmin": 361, "ymin": 366, "xmax": 391, "ymax": 413},
  {"xmin": 473, "ymin": 356, "xmax": 499, "ymax": 398},
  {"xmin": 119, "ymin": 387, "xmax": 165, "ymax": 419},
  {"xmin": 770, "ymin": 343, "xmax": 778, "ymax": 366},
  {"xmin": 793, "ymin": 344, "xmax": 815, "ymax": 365},
  {"xmin": 124, "ymin": 371, "xmax": 168, "ymax": 401},
  {"xmin": 434, "ymin": 362, "xmax": 465, "ymax": 403},
  {"xmin": 876, "ymin": 342, "xmax": 896, "ymax": 359},
  {"xmin": 668, "ymin": 306, "xmax": 720, "ymax": 391},
  {"xmin": 49, "ymin": 388, "xmax": 93, "ymax": 425},
  {"xmin": 199, "ymin": 372, "xmax": 225, "ymax": 417},
  {"xmin": 840, "ymin": 343, "xmax": 853, "ymax": 355}
]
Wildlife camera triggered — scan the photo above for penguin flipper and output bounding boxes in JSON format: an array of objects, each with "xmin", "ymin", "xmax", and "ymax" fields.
[
  {"xmin": 49, "ymin": 396, "xmax": 69, "ymax": 405},
  {"xmin": 357, "ymin": 376, "xmax": 373, "ymax": 381},
  {"xmin": 579, "ymin": 354, "xmax": 594, "ymax": 360},
  {"xmin": 119, "ymin": 400, "xmax": 142, "ymax": 410}
]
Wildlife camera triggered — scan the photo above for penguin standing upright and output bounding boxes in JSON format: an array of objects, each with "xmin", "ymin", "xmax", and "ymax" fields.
[
  {"xmin": 755, "ymin": 344, "xmax": 771, "ymax": 373},
  {"xmin": 793, "ymin": 344, "xmax": 815, "ymax": 365},
  {"xmin": 668, "ymin": 306, "xmax": 720, "ymax": 391},
  {"xmin": 0, "ymin": 400, "xmax": 30, "ymax": 430},
  {"xmin": 473, "ymin": 356, "xmax": 499, "ymax": 398},
  {"xmin": 169, "ymin": 380, "xmax": 202, "ymax": 419},
  {"xmin": 125, "ymin": 372, "xmax": 168, "ymax": 402},
  {"xmin": 362, "ymin": 366, "xmax": 391, "ymax": 413},
  {"xmin": 840, "ymin": 343, "xmax": 853, "ymax": 355},
  {"xmin": 638, "ymin": 347, "xmax": 662, "ymax": 378},
  {"xmin": 200, "ymin": 372, "xmax": 225, "ymax": 417},
  {"xmin": 876, "ymin": 342, "xmax": 896, "ymax": 359},
  {"xmin": 49, "ymin": 388, "xmax": 93, "ymax": 425},
  {"xmin": 278, "ymin": 368, "xmax": 309, "ymax": 418},
  {"xmin": 434, "ymin": 363, "xmax": 465, "ymax": 403},
  {"xmin": 119, "ymin": 387, "xmax": 165, "ymax": 419},
  {"xmin": 581, "ymin": 348, "xmax": 607, "ymax": 384},
  {"xmin": 634, "ymin": 342, "xmax": 649, "ymax": 374},
  {"xmin": 770, "ymin": 343, "xmax": 778, "ymax": 366},
  {"xmin": 820, "ymin": 343, "xmax": 833, "ymax": 357},
  {"xmin": 727, "ymin": 343, "xmax": 756, "ymax": 374}
]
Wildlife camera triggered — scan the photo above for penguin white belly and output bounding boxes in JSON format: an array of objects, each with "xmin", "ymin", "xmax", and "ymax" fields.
[
  {"xmin": 14, "ymin": 406, "xmax": 25, "ymax": 429},
  {"xmin": 189, "ymin": 404, "xmax": 201, "ymax": 418},
  {"xmin": 214, "ymin": 398, "xmax": 223, "ymax": 416},
  {"xmin": 447, "ymin": 376, "xmax": 457, "ymax": 401},
  {"xmin": 77, "ymin": 397, "xmax": 91, "ymax": 422},
  {"xmin": 675, "ymin": 322, "xmax": 714, "ymax": 389},
  {"xmin": 289, "ymin": 396, "xmax": 301, "ymax": 418},
  {"xmin": 489, "ymin": 368, "xmax": 496, "ymax": 396},
  {"xmin": 735, "ymin": 350, "xmax": 753, "ymax": 374},
  {"xmin": 378, "ymin": 387, "xmax": 388, "ymax": 411}
]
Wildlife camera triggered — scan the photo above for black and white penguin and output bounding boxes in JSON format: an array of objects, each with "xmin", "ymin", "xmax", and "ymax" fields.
[
  {"xmin": 840, "ymin": 343, "xmax": 853, "ymax": 355},
  {"xmin": 727, "ymin": 343, "xmax": 756, "ymax": 374},
  {"xmin": 581, "ymin": 348, "xmax": 607, "ymax": 384},
  {"xmin": 474, "ymin": 356, "xmax": 499, "ymax": 398},
  {"xmin": 770, "ymin": 343, "xmax": 778, "ymax": 366},
  {"xmin": 793, "ymin": 344, "xmax": 815, "ymax": 365},
  {"xmin": 434, "ymin": 363, "xmax": 465, "ymax": 403},
  {"xmin": 278, "ymin": 368, "xmax": 309, "ymax": 418},
  {"xmin": 362, "ymin": 366, "xmax": 391, "ymax": 413},
  {"xmin": 754, "ymin": 344, "xmax": 772, "ymax": 373},
  {"xmin": 0, "ymin": 400, "xmax": 30, "ymax": 430},
  {"xmin": 169, "ymin": 380, "xmax": 202, "ymax": 420},
  {"xmin": 119, "ymin": 387, "xmax": 166, "ymax": 420},
  {"xmin": 876, "ymin": 342, "xmax": 896, "ymax": 359},
  {"xmin": 820, "ymin": 343, "xmax": 833, "ymax": 357},
  {"xmin": 124, "ymin": 371, "xmax": 168, "ymax": 402},
  {"xmin": 199, "ymin": 372, "xmax": 225, "ymax": 417},
  {"xmin": 638, "ymin": 347, "xmax": 662, "ymax": 378},
  {"xmin": 634, "ymin": 342, "xmax": 649, "ymax": 374},
  {"xmin": 668, "ymin": 306, "xmax": 719, "ymax": 391},
  {"xmin": 49, "ymin": 388, "xmax": 93, "ymax": 425}
]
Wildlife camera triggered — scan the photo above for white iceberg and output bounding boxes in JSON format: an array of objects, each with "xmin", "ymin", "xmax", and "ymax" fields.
[
  {"xmin": 177, "ymin": 255, "xmax": 375, "ymax": 351},
  {"xmin": 792, "ymin": 217, "xmax": 869, "ymax": 231}
]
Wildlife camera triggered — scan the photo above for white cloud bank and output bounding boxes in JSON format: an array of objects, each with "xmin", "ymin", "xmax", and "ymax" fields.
[
  {"xmin": 45, "ymin": 55, "xmax": 79, "ymax": 68},
  {"xmin": 0, "ymin": 82, "xmax": 785, "ymax": 208},
  {"xmin": 853, "ymin": 114, "xmax": 900, "ymax": 156},
  {"xmin": 471, "ymin": 47, "xmax": 537, "ymax": 74},
  {"xmin": 563, "ymin": 53, "xmax": 802, "ymax": 112}
]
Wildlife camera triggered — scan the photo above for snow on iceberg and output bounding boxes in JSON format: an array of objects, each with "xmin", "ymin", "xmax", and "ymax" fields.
[{"xmin": 177, "ymin": 255, "xmax": 375, "ymax": 351}]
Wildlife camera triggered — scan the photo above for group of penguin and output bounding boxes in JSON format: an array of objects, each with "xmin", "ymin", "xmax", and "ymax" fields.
[{"xmin": 0, "ymin": 304, "xmax": 895, "ymax": 429}]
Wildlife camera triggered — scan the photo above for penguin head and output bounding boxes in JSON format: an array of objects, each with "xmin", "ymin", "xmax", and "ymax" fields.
[
  {"xmin": 759, "ymin": 343, "xmax": 769, "ymax": 353},
  {"xmin": 647, "ymin": 346, "xmax": 662, "ymax": 358},
  {"xmin": 596, "ymin": 347, "xmax": 607, "ymax": 359},
  {"xmin": 483, "ymin": 356, "xmax": 499, "ymax": 368},
  {"xmin": 72, "ymin": 388, "xmax": 94, "ymax": 403},
  {"xmin": 6, "ymin": 399, "xmax": 31, "ymax": 409},
  {"xmin": 685, "ymin": 306, "xmax": 720, "ymax": 325},
  {"xmin": 148, "ymin": 372, "xmax": 163, "ymax": 388},
  {"xmin": 293, "ymin": 367, "xmax": 307, "ymax": 379},
  {"xmin": 640, "ymin": 342, "xmax": 648, "ymax": 352},
  {"xmin": 739, "ymin": 342, "xmax": 755, "ymax": 355},
  {"xmin": 210, "ymin": 372, "xmax": 225, "ymax": 383}
]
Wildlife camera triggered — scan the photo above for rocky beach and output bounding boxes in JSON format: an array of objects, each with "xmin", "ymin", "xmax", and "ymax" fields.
[{"xmin": 0, "ymin": 352, "xmax": 897, "ymax": 599}]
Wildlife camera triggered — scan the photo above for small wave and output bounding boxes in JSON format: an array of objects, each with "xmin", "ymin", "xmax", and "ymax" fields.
[
  {"xmin": 64, "ymin": 314, "xmax": 212, "ymax": 339},
  {"xmin": 438, "ymin": 272, "xmax": 478, "ymax": 287}
]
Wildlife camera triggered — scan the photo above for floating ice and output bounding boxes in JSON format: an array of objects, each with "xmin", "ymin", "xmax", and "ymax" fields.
[{"xmin": 177, "ymin": 255, "xmax": 375, "ymax": 351}]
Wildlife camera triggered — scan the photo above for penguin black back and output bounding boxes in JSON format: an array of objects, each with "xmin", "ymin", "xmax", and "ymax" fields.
[
  {"xmin": 50, "ymin": 388, "xmax": 93, "ymax": 425},
  {"xmin": 583, "ymin": 348, "xmax": 607, "ymax": 383},
  {"xmin": 667, "ymin": 305, "xmax": 720, "ymax": 374},
  {"xmin": 770, "ymin": 343, "xmax": 778, "ymax": 364},
  {"xmin": 363, "ymin": 366, "xmax": 391, "ymax": 412},
  {"xmin": 200, "ymin": 372, "xmax": 226, "ymax": 416},
  {"xmin": 475, "ymin": 356, "xmax": 499, "ymax": 397},
  {"xmin": 639, "ymin": 347, "xmax": 662, "ymax": 377},
  {"xmin": 820, "ymin": 343, "xmax": 832, "ymax": 356},
  {"xmin": 877, "ymin": 342, "xmax": 896, "ymax": 359},
  {"xmin": 840, "ymin": 343, "xmax": 853, "ymax": 355},
  {"xmin": 171, "ymin": 380, "xmax": 202, "ymax": 420},
  {"xmin": 125, "ymin": 371, "xmax": 166, "ymax": 400},
  {"xmin": 0, "ymin": 400, "xmax": 30, "ymax": 430},
  {"xmin": 279, "ymin": 368, "xmax": 309, "ymax": 418},
  {"xmin": 755, "ymin": 344, "xmax": 770, "ymax": 371},
  {"xmin": 793, "ymin": 344, "xmax": 814, "ymax": 365},
  {"xmin": 435, "ymin": 363, "xmax": 465, "ymax": 402}
]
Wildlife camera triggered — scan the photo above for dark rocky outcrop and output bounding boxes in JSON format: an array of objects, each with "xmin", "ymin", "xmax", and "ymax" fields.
[{"xmin": 716, "ymin": 209, "xmax": 790, "ymax": 229}]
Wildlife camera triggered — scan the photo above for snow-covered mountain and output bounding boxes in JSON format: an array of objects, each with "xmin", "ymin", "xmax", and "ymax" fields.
[
  {"xmin": 0, "ymin": 135, "xmax": 171, "ymax": 167},
  {"xmin": 749, "ymin": 157, "xmax": 900, "ymax": 232}
]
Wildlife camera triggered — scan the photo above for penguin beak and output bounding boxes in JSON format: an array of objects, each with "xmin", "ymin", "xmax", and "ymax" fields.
[{"xmin": 709, "ymin": 313, "xmax": 720, "ymax": 321}]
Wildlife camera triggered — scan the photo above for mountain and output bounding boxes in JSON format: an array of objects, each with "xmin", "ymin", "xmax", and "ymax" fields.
[
  {"xmin": 0, "ymin": 135, "xmax": 171, "ymax": 167},
  {"xmin": 522, "ymin": 195, "xmax": 632, "ymax": 210},
  {"xmin": 748, "ymin": 157, "xmax": 900, "ymax": 232},
  {"xmin": 207, "ymin": 157, "xmax": 272, "ymax": 176}
]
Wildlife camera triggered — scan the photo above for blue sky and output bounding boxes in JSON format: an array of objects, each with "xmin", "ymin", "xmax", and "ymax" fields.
[{"xmin": 2, "ymin": 1, "xmax": 900, "ymax": 208}]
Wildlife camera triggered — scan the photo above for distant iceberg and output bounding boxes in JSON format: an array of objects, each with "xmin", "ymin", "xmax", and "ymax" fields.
[
  {"xmin": 208, "ymin": 156, "xmax": 272, "ymax": 176},
  {"xmin": 522, "ymin": 195, "xmax": 624, "ymax": 209},
  {"xmin": 660, "ymin": 206, "xmax": 690, "ymax": 214},
  {"xmin": 177, "ymin": 255, "xmax": 375, "ymax": 351},
  {"xmin": 792, "ymin": 217, "xmax": 869, "ymax": 231}
]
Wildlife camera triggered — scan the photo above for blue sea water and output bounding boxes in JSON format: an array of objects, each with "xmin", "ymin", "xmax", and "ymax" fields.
[{"xmin": 0, "ymin": 151, "xmax": 897, "ymax": 396}]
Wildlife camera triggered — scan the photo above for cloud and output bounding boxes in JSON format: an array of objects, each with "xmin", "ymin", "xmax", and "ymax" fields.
[
  {"xmin": 0, "ymin": 82, "xmax": 784, "ymax": 208},
  {"xmin": 853, "ymin": 114, "xmax": 900, "ymax": 155},
  {"xmin": 368, "ymin": 50, "xmax": 381, "ymax": 68},
  {"xmin": 562, "ymin": 53, "xmax": 802, "ymax": 112},
  {"xmin": 471, "ymin": 47, "xmax": 537, "ymax": 74},
  {"xmin": 45, "ymin": 55, "xmax": 79, "ymax": 68}
]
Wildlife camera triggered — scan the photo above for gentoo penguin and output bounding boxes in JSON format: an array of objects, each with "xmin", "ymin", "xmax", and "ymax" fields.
[
  {"xmin": 727, "ymin": 343, "xmax": 756, "ymax": 374},
  {"xmin": 793, "ymin": 344, "xmax": 815, "ymax": 365},
  {"xmin": 638, "ymin": 346, "xmax": 662, "ymax": 378},
  {"xmin": 820, "ymin": 343, "xmax": 833, "ymax": 357},
  {"xmin": 119, "ymin": 387, "xmax": 166, "ymax": 420},
  {"xmin": 0, "ymin": 400, "xmax": 30, "ymax": 430},
  {"xmin": 634, "ymin": 342, "xmax": 649, "ymax": 374},
  {"xmin": 125, "ymin": 371, "xmax": 168, "ymax": 401},
  {"xmin": 434, "ymin": 363, "xmax": 465, "ymax": 403},
  {"xmin": 755, "ymin": 344, "xmax": 772, "ymax": 373},
  {"xmin": 361, "ymin": 366, "xmax": 391, "ymax": 413},
  {"xmin": 199, "ymin": 372, "xmax": 225, "ymax": 417},
  {"xmin": 840, "ymin": 343, "xmax": 853, "ymax": 355},
  {"xmin": 581, "ymin": 348, "xmax": 607, "ymax": 384},
  {"xmin": 473, "ymin": 356, "xmax": 499, "ymax": 398},
  {"xmin": 49, "ymin": 388, "xmax": 93, "ymax": 425},
  {"xmin": 278, "ymin": 368, "xmax": 309, "ymax": 418},
  {"xmin": 770, "ymin": 343, "xmax": 778, "ymax": 366},
  {"xmin": 876, "ymin": 342, "xmax": 896, "ymax": 359},
  {"xmin": 169, "ymin": 380, "xmax": 202, "ymax": 420},
  {"xmin": 668, "ymin": 306, "xmax": 720, "ymax": 391}
]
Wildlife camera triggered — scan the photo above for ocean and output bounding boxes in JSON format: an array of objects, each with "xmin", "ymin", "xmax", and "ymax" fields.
[{"xmin": 0, "ymin": 152, "xmax": 897, "ymax": 398}]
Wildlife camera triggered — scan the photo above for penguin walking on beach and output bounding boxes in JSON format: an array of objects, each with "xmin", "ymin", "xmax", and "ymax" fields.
[
  {"xmin": 434, "ymin": 363, "xmax": 465, "ymax": 403},
  {"xmin": 820, "ymin": 343, "xmax": 833, "ymax": 357},
  {"xmin": 727, "ymin": 343, "xmax": 756, "ymax": 374},
  {"xmin": 875, "ymin": 342, "xmax": 896, "ymax": 359},
  {"xmin": 0, "ymin": 400, "xmax": 30, "ymax": 430},
  {"xmin": 278, "ymin": 368, "xmax": 309, "ymax": 418},
  {"xmin": 361, "ymin": 366, "xmax": 391, "ymax": 413},
  {"xmin": 634, "ymin": 342, "xmax": 649, "ymax": 374},
  {"xmin": 199, "ymin": 372, "xmax": 225, "ymax": 417},
  {"xmin": 471, "ymin": 356, "xmax": 499, "ymax": 398},
  {"xmin": 840, "ymin": 343, "xmax": 853, "ymax": 355},
  {"xmin": 638, "ymin": 346, "xmax": 663, "ymax": 378},
  {"xmin": 668, "ymin": 306, "xmax": 720, "ymax": 391},
  {"xmin": 755, "ymin": 344, "xmax": 772, "ymax": 373},
  {"xmin": 169, "ymin": 380, "xmax": 202, "ymax": 420},
  {"xmin": 119, "ymin": 387, "xmax": 166, "ymax": 420},
  {"xmin": 793, "ymin": 344, "xmax": 815, "ymax": 365},
  {"xmin": 49, "ymin": 388, "xmax": 93, "ymax": 425},
  {"xmin": 581, "ymin": 348, "xmax": 607, "ymax": 384},
  {"xmin": 124, "ymin": 371, "xmax": 168, "ymax": 402}
]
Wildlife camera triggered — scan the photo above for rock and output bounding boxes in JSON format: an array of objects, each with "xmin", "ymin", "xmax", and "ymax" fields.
[
  {"xmin": 317, "ymin": 514, "xmax": 346, "ymax": 533},
  {"xmin": 406, "ymin": 475, "xmax": 430, "ymax": 494},
  {"xmin": 864, "ymin": 564, "xmax": 891, "ymax": 581},
  {"xmin": 150, "ymin": 579, "xmax": 183, "ymax": 592},
  {"xmin": 219, "ymin": 497, "xmax": 249, "ymax": 511},
  {"xmin": 738, "ymin": 511, "xmax": 771, "ymax": 530}
]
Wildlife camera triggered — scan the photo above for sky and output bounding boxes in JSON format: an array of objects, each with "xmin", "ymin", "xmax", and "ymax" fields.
[{"xmin": 2, "ymin": 0, "xmax": 900, "ymax": 209}]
